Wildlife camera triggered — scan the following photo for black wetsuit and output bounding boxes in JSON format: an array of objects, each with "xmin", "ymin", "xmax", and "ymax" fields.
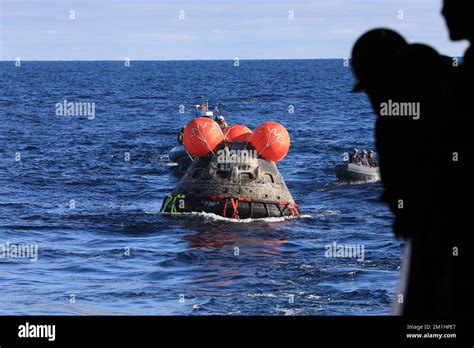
[
  {"xmin": 349, "ymin": 154, "xmax": 361, "ymax": 164},
  {"xmin": 367, "ymin": 157, "xmax": 377, "ymax": 167},
  {"xmin": 178, "ymin": 127, "xmax": 184, "ymax": 145}
]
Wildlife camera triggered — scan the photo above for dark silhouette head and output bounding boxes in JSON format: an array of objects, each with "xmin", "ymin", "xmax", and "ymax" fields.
[
  {"xmin": 396, "ymin": 43, "xmax": 447, "ymax": 101},
  {"xmin": 442, "ymin": 0, "xmax": 474, "ymax": 41},
  {"xmin": 351, "ymin": 29, "xmax": 408, "ymax": 93}
]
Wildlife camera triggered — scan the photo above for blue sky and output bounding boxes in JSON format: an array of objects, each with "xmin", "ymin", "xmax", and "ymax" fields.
[{"xmin": 0, "ymin": 0, "xmax": 469, "ymax": 60}]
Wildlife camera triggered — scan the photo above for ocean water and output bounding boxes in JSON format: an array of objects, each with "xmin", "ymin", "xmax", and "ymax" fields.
[{"xmin": 0, "ymin": 60, "xmax": 402, "ymax": 315}]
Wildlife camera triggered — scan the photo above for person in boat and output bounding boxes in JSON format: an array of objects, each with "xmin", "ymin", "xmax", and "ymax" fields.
[
  {"xmin": 367, "ymin": 150, "xmax": 377, "ymax": 167},
  {"xmin": 349, "ymin": 148, "xmax": 361, "ymax": 164},
  {"xmin": 178, "ymin": 126, "xmax": 184, "ymax": 145},
  {"xmin": 216, "ymin": 115, "xmax": 228, "ymax": 130},
  {"xmin": 360, "ymin": 149, "xmax": 369, "ymax": 166}
]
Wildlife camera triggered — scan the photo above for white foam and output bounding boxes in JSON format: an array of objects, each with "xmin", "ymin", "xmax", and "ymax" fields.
[
  {"xmin": 159, "ymin": 211, "xmax": 312, "ymax": 223},
  {"xmin": 291, "ymin": 210, "xmax": 340, "ymax": 219},
  {"xmin": 274, "ymin": 305, "xmax": 302, "ymax": 316},
  {"xmin": 245, "ymin": 293, "xmax": 278, "ymax": 298},
  {"xmin": 316, "ymin": 209, "xmax": 341, "ymax": 216}
]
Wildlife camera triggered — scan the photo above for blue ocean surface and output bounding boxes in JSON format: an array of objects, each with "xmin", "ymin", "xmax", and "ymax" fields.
[{"xmin": 0, "ymin": 60, "xmax": 402, "ymax": 315}]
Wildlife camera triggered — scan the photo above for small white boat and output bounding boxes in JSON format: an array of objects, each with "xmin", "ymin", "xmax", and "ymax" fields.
[
  {"xmin": 335, "ymin": 162, "xmax": 380, "ymax": 182},
  {"xmin": 194, "ymin": 99, "xmax": 215, "ymax": 118}
]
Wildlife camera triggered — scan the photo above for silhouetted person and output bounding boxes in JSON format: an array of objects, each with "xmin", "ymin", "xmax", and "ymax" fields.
[
  {"xmin": 440, "ymin": 0, "xmax": 474, "ymax": 315},
  {"xmin": 352, "ymin": 28, "xmax": 453, "ymax": 314}
]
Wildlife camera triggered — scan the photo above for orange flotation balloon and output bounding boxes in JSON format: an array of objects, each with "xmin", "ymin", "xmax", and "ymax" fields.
[
  {"xmin": 250, "ymin": 121, "xmax": 290, "ymax": 162},
  {"xmin": 183, "ymin": 117, "xmax": 224, "ymax": 156},
  {"xmin": 224, "ymin": 124, "xmax": 253, "ymax": 142}
]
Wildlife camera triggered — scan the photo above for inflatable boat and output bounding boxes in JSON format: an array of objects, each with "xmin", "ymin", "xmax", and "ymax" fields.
[
  {"xmin": 168, "ymin": 145, "xmax": 192, "ymax": 171},
  {"xmin": 335, "ymin": 162, "xmax": 380, "ymax": 182}
]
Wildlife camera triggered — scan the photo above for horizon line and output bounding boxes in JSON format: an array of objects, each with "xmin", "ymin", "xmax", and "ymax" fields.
[{"xmin": 0, "ymin": 57, "xmax": 349, "ymax": 62}]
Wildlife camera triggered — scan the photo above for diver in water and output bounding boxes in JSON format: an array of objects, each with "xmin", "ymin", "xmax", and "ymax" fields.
[
  {"xmin": 367, "ymin": 150, "xmax": 377, "ymax": 167},
  {"xmin": 349, "ymin": 148, "xmax": 361, "ymax": 164},
  {"xmin": 216, "ymin": 115, "xmax": 228, "ymax": 130}
]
